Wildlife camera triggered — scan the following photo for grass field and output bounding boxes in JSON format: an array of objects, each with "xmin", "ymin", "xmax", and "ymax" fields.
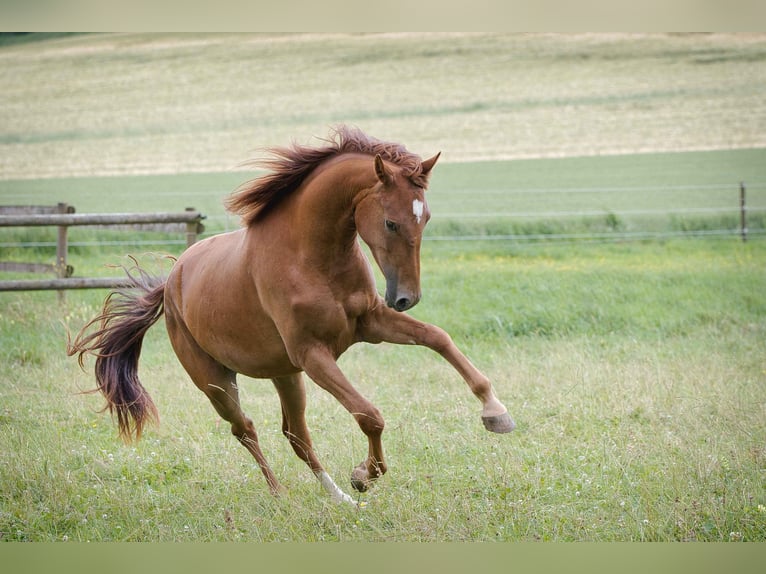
[
  {"xmin": 1, "ymin": 237, "xmax": 764, "ymax": 541},
  {"xmin": 1, "ymin": 33, "xmax": 765, "ymax": 179},
  {"xmin": 1, "ymin": 33, "xmax": 765, "ymax": 542}
]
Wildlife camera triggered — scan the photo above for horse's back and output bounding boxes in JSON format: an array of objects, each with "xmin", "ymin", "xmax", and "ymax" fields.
[{"xmin": 168, "ymin": 229, "xmax": 247, "ymax": 301}]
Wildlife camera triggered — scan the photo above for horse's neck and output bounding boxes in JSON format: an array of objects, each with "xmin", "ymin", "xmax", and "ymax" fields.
[{"xmin": 291, "ymin": 155, "xmax": 376, "ymax": 259}]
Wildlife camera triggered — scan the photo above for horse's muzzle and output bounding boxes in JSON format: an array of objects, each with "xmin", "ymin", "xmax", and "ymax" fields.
[
  {"xmin": 385, "ymin": 291, "xmax": 420, "ymax": 312},
  {"xmin": 384, "ymin": 274, "xmax": 420, "ymax": 312}
]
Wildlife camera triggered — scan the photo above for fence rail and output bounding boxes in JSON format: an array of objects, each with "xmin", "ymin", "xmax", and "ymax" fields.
[
  {"xmin": 0, "ymin": 211, "xmax": 205, "ymax": 228},
  {"xmin": 0, "ymin": 277, "xmax": 134, "ymax": 292},
  {"xmin": 0, "ymin": 204, "xmax": 205, "ymax": 296}
]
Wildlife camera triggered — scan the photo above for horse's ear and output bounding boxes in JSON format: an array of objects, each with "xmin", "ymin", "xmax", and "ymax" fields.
[
  {"xmin": 374, "ymin": 154, "xmax": 393, "ymax": 185},
  {"xmin": 421, "ymin": 152, "xmax": 441, "ymax": 176}
]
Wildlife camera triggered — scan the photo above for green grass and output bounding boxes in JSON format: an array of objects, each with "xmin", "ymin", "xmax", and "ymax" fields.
[{"xmin": 1, "ymin": 238, "xmax": 764, "ymax": 541}]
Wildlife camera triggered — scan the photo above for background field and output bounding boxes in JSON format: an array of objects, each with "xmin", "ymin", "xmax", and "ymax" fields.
[
  {"xmin": 1, "ymin": 33, "xmax": 765, "ymax": 542},
  {"xmin": 2, "ymin": 33, "xmax": 766, "ymax": 179}
]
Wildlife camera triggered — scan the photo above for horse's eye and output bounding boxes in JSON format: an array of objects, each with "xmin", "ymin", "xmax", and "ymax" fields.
[{"xmin": 385, "ymin": 220, "xmax": 399, "ymax": 232}]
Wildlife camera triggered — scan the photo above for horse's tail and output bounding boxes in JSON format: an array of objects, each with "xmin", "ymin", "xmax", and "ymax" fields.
[{"xmin": 67, "ymin": 261, "xmax": 166, "ymax": 442}]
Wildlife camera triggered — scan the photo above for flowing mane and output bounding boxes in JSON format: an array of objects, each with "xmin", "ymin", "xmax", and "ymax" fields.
[{"xmin": 226, "ymin": 125, "xmax": 428, "ymax": 225}]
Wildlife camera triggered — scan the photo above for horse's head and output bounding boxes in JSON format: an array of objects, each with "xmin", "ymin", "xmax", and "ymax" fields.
[{"xmin": 355, "ymin": 152, "xmax": 440, "ymax": 312}]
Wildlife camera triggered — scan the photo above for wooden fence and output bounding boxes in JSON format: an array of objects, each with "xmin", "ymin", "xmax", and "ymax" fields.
[{"xmin": 0, "ymin": 203, "xmax": 205, "ymax": 295}]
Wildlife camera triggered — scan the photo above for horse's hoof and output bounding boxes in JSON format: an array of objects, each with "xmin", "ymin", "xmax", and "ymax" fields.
[
  {"xmin": 482, "ymin": 412, "xmax": 515, "ymax": 433},
  {"xmin": 269, "ymin": 483, "xmax": 289, "ymax": 497},
  {"xmin": 351, "ymin": 468, "xmax": 370, "ymax": 492}
]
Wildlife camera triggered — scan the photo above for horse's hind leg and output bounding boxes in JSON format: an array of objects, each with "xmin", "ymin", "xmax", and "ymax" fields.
[
  {"xmin": 206, "ymin": 373, "xmax": 285, "ymax": 496},
  {"xmin": 272, "ymin": 374, "xmax": 354, "ymax": 504},
  {"xmin": 165, "ymin": 311, "xmax": 284, "ymax": 496}
]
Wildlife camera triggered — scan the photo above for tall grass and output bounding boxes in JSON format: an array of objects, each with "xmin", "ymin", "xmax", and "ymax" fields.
[{"xmin": 1, "ymin": 239, "xmax": 764, "ymax": 541}]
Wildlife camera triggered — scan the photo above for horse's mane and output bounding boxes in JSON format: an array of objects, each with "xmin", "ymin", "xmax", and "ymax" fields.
[{"xmin": 226, "ymin": 125, "xmax": 427, "ymax": 226}]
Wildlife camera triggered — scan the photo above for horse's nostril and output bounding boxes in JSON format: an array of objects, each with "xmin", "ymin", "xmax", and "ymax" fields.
[{"xmin": 394, "ymin": 297, "xmax": 411, "ymax": 312}]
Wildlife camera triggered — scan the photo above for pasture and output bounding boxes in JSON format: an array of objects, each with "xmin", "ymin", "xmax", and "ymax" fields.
[
  {"xmin": 1, "ymin": 33, "xmax": 765, "ymax": 542},
  {"xmin": 1, "ymin": 237, "xmax": 765, "ymax": 541}
]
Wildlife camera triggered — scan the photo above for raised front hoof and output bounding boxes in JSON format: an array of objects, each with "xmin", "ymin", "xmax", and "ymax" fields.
[{"xmin": 482, "ymin": 412, "xmax": 516, "ymax": 433}]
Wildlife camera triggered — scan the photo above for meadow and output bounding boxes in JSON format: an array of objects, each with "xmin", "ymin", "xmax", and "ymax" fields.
[
  {"xmin": 1, "ymin": 235, "xmax": 765, "ymax": 542},
  {"xmin": 2, "ymin": 33, "xmax": 766, "ymax": 179},
  {"xmin": 1, "ymin": 33, "xmax": 765, "ymax": 542}
]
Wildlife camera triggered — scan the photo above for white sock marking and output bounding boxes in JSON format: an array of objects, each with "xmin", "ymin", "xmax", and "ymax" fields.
[{"xmin": 315, "ymin": 470, "xmax": 355, "ymax": 504}]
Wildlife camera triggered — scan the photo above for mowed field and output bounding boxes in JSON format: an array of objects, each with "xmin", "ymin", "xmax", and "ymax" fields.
[
  {"xmin": 1, "ymin": 33, "xmax": 765, "ymax": 542},
  {"xmin": 2, "ymin": 32, "xmax": 766, "ymax": 178}
]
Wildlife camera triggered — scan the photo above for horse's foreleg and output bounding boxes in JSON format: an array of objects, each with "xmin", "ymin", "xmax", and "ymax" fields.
[
  {"xmin": 298, "ymin": 347, "xmax": 387, "ymax": 493},
  {"xmin": 272, "ymin": 374, "xmax": 355, "ymax": 504},
  {"xmin": 361, "ymin": 309, "xmax": 515, "ymax": 433}
]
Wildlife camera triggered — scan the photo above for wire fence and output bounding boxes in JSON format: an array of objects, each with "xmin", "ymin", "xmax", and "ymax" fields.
[
  {"xmin": 426, "ymin": 180, "xmax": 766, "ymax": 244},
  {"xmin": 1, "ymin": 182, "xmax": 764, "ymax": 252}
]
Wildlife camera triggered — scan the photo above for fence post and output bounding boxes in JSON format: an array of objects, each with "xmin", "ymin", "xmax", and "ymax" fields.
[
  {"xmin": 740, "ymin": 182, "xmax": 747, "ymax": 243},
  {"xmin": 185, "ymin": 207, "xmax": 202, "ymax": 247},
  {"xmin": 55, "ymin": 202, "xmax": 71, "ymax": 303}
]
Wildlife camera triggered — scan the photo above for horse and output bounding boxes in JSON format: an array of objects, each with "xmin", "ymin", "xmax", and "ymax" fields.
[{"xmin": 68, "ymin": 125, "xmax": 515, "ymax": 504}]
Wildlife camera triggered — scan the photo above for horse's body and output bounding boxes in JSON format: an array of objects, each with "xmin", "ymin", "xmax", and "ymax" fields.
[{"xmin": 70, "ymin": 126, "xmax": 514, "ymax": 503}]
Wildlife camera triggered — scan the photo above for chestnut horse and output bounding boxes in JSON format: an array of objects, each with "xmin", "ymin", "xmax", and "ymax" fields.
[{"xmin": 69, "ymin": 126, "xmax": 514, "ymax": 504}]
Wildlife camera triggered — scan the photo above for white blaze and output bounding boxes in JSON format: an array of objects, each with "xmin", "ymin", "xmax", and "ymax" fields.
[{"xmin": 412, "ymin": 199, "xmax": 424, "ymax": 224}]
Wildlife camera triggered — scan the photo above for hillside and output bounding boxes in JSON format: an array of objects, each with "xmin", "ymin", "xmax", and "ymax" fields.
[{"xmin": 1, "ymin": 33, "xmax": 765, "ymax": 180}]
